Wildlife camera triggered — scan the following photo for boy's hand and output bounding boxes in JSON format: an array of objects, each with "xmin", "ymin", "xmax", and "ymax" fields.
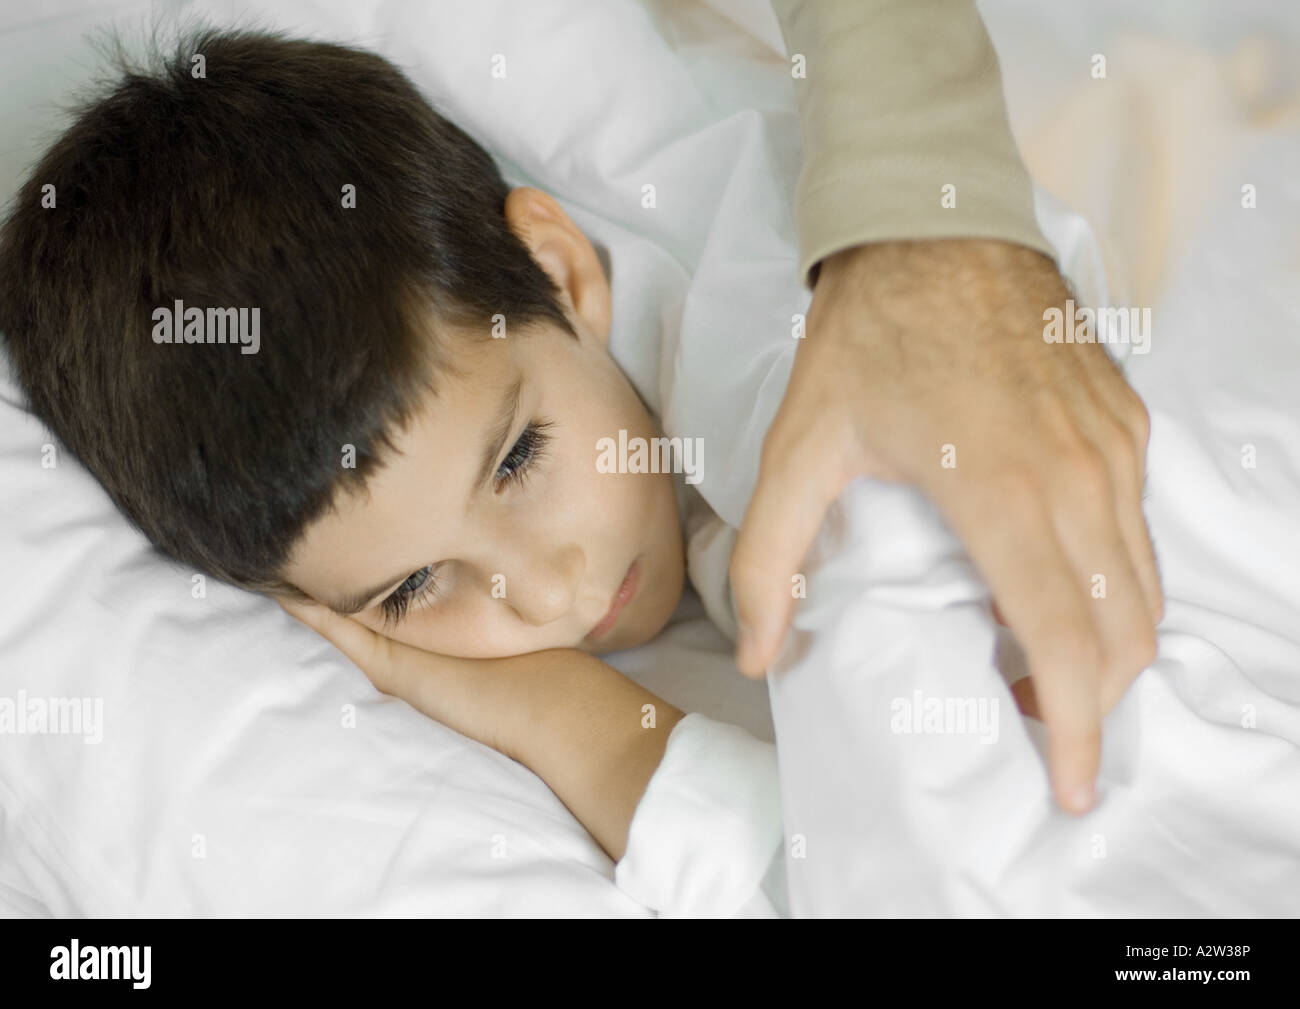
[
  {"xmin": 278, "ymin": 597, "xmax": 683, "ymax": 862},
  {"xmin": 277, "ymin": 597, "xmax": 522, "ymax": 760},
  {"xmin": 729, "ymin": 237, "xmax": 1162, "ymax": 817}
]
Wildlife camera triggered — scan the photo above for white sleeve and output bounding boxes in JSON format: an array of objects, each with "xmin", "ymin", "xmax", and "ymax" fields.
[{"xmin": 614, "ymin": 712, "xmax": 787, "ymax": 917}]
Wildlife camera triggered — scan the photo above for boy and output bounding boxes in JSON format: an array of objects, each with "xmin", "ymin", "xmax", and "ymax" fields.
[{"xmin": 0, "ymin": 28, "xmax": 745, "ymax": 877}]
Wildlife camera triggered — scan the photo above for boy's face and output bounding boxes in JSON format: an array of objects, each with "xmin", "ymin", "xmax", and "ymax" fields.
[{"xmin": 280, "ymin": 188, "xmax": 687, "ymax": 657}]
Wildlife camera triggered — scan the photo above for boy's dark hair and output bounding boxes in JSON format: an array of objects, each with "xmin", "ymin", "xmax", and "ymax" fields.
[{"xmin": 0, "ymin": 27, "xmax": 576, "ymax": 595}]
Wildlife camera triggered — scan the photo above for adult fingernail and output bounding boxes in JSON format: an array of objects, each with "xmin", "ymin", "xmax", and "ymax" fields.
[{"xmin": 1069, "ymin": 782, "xmax": 1096, "ymax": 814}]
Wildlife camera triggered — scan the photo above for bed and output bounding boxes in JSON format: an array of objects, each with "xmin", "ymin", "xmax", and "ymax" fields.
[{"xmin": 1, "ymin": 0, "xmax": 1296, "ymax": 916}]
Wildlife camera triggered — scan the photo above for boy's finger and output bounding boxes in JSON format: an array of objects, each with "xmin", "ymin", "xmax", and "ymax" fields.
[
  {"xmin": 276, "ymin": 596, "xmax": 328, "ymax": 632},
  {"xmin": 730, "ymin": 409, "xmax": 851, "ymax": 678},
  {"xmin": 277, "ymin": 597, "xmax": 394, "ymax": 691}
]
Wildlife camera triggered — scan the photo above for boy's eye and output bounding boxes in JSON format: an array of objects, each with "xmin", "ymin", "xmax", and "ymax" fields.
[
  {"xmin": 494, "ymin": 418, "xmax": 554, "ymax": 489},
  {"xmin": 397, "ymin": 567, "xmax": 430, "ymax": 596},
  {"xmin": 379, "ymin": 417, "xmax": 556, "ymax": 627},
  {"xmin": 379, "ymin": 565, "xmax": 438, "ymax": 626}
]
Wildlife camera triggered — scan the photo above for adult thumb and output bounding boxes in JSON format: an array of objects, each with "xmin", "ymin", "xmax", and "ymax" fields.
[{"xmin": 729, "ymin": 413, "xmax": 852, "ymax": 678}]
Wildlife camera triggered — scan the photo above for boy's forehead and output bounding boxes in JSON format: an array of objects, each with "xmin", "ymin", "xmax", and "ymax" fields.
[{"xmin": 283, "ymin": 335, "xmax": 519, "ymax": 595}]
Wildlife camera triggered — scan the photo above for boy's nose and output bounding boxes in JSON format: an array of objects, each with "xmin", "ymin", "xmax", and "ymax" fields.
[{"xmin": 505, "ymin": 544, "xmax": 585, "ymax": 627}]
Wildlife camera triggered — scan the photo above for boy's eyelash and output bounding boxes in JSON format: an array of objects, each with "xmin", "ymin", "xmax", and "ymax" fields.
[
  {"xmin": 378, "ymin": 418, "xmax": 554, "ymax": 627},
  {"xmin": 379, "ymin": 564, "xmax": 441, "ymax": 627},
  {"xmin": 495, "ymin": 418, "xmax": 553, "ymax": 490}
]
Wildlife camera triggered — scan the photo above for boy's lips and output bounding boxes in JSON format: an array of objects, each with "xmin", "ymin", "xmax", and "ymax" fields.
[{"xmin": 586, "ymin": 558, "xmax": 640, "ymax": 641}]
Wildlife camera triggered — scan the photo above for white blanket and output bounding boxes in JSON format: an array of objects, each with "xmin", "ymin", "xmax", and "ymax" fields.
[{"xmin": 764, "ymin": 0, "xmax": 1300, "ymax": 914}]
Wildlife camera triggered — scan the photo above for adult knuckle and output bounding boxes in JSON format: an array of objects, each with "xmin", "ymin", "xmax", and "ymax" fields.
[
  {"xmin": 1102, "ymin": 410, "xmax": 1133, "ymax": 460},
  {"xmin": 1102, "ymin": 625, "xmax": 1157, "ymax": 685},
  {"xmin": 1126, "ymin": 624, "xmax": 1159, "ymax": 670},
  {"xmin": 1068, "ymin": 440, "xmax": 1108, "ymax": 483},
  {"xmin": 1058, "ymin": 444, "xmax": 1110, "ymax": 505},
  {"xmin": 1126, "ymin": 392, "xmax": 1152, "ymax": 446},
  {"xmin": 1098, "ymin": 675, "xmax": 1125, "ymax": 713},
  {"xmin": 1102, "ymin": 418, "xmax": 1137, "ymax": 473}
]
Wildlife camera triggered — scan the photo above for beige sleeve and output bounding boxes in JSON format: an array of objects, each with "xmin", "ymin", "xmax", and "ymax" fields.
[{"xmin": 770, "ymin": 0, "xmax": 1055, "ymax": 287}]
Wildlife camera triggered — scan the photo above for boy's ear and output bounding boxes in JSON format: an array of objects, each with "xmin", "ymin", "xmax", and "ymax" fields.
[{"xmin": 504, "ymin": 187, "xmax": 611, "ymax": 346}]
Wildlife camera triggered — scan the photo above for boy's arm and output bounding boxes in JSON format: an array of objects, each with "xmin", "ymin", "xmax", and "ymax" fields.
[
  {"xmin": 481, "ymin": 647, "xmax": 687, "ymax": 863},
  {"xmin": 277, "ymin": 599, "xmax": 682, "ymax": 863},
  {"xmin": 770, "ymin": 0, "xmax": 1054, "ymax": 286}
]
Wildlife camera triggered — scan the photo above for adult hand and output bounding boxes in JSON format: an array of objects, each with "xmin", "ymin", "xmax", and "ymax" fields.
[{"xmin": 729, "ymin": 237, "xmax": 1162, "ymax": 815}]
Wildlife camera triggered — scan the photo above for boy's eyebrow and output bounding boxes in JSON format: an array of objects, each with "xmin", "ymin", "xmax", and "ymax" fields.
[
  {"xmin": 474, "ymin": 375, "xmax": 523, "ymax": 493},
  {"xmin": 324, "ymin": 376, "xmax": 523, "ymax": 617}
]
